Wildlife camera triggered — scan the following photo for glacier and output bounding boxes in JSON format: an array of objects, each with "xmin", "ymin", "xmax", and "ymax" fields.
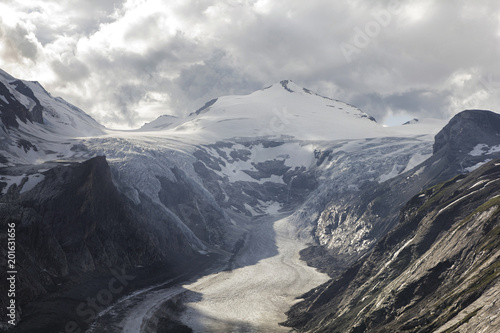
[{"xmin": 1, "ymin": 71, "xmax": 459, "ymax": 332}]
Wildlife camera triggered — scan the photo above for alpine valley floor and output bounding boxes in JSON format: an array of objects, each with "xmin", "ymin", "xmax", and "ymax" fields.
[{"xmin": 86, "ymin": 212, "xmax": 329, "ymax": 333}]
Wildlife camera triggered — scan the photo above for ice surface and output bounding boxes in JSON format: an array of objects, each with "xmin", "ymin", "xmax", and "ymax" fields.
[
  {"xmin": 0, "ymin": 175, "xmax": 25, "ymax": 194},
  {"xmin": 402, "ymin": 152, "xmax": 432, "ymax": 173},
  {"xmin": 179, "ymin": 213, "xmax": 329, "ymax": 332},
  {"xmin": 379, "ymin": 164, "xmax": 404, "ymax": 183},
  {"xmin": 469, "ymin": 143, "xmax": 500, "ymax": 157},
  {"xmin": 470, "ymin": 144, "xmax": 489, "ymax": 156},
  {"xmin": 84, "ymin": 213, "xmax": 329, "ymax": 333},
  {"xmin": 20, "ymin": 173, "xmax": 45, "ymax": 193},
  {"xmin": 0, "ymin": 173, "xmax": 44, "ymax": 194}
]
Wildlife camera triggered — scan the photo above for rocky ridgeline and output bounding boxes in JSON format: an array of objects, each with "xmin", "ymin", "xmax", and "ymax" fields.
[{"xmin": 283, "ymin": 112, "xmax": 500, "ymax": 332}]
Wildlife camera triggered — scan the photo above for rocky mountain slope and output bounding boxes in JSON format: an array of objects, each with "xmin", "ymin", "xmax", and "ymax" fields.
[
  {"xmin": 301, "ymin": 110, "xmax": 500, "ymax": 277},
  {"xmin": 0, "ymin": 69, "xmax": 104, "ymax": 167},
  {"xmin": 283, "ymin": 149, "xmax": 500, "ymax": 331},
  {"xmin": 1, "ymin": 68, "xmax": 499, "ymax": 332},
  {"xmin": 0, "ymin": 156, "xmax": 212, "ymax": 332}
]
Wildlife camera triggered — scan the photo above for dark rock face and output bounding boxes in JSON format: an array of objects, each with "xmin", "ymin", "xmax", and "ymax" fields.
[
  {"xmin": 433, "ymin": 109, "xmax": 500, "ymax": 155},
  {"xmin": 284, "ymin": 160, "xmax": 500, "ymax": 333},
  {"xmin": 157, "ymin": 166, "xmax": 227, "ymax": 246},
  {"xmin": 193, "ymin": 98, "xmax": 218, "ymax": 115},
  {"xmin": 9, "ymin": 80, "xmax": 44, "ymax": 124},
  {"xmin": 0, "ymin": 156, "xmax": 202, "ymax": 332},
  {"xmin": 243, "ymin": 159, "xmax": 290, "ymax": 180},
  {"xmin": 425, "ymin": 110, "xmax": 500, "ymax": 184},
  {"xmin": 280, "ymin": 80, "xmax": 295, "ymax": 93},
  {"xmin": 0, "ymin": 79, "xmax": 46, "ymax": 129},
  {"xmin": 17, "ymin": 139, "xmax": 38, "ymax": 153},
  {"xmin": 0, "ymin": 82, "xmax": 34, "ymax": 128}
]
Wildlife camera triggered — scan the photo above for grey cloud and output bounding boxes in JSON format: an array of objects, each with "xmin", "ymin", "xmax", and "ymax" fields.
[
  {"xmin": 3, "ymin": 0, "xmax": 500, "ymax": 128},
  {"xmin": 0, "ymin": 22, "xmax": 39, "ymax": 62},
  {"xmin": 5, "ymin": 0, "xmax": 123, "ymax": 47},
  {"xmin": 173, "ymin": 51, "xmax": 262, "ymax": 113},
  {"xmin": 58, "ymin": 30, "xmax": 218, "ymax": 126},
  {"xmin": 385, "ymin": 90, "xmax": 452, "ymax": 117},
  {"xmin": 49, "ymin": 0, "xmax": 122, "ymax": 39},
  {"xmin": 64, "ymin": 1, "xmax": 500, "ymax": 126},
  {"xmin": 51, "ymin": 58, "xmax": 90, "ymax": 83},
  {"xmin": 351, "ymin": 89, "xmax": 453, "ymax": 122},
  {"xmin": 110, "ymin": 84, "xmax": 147, "ymax": 127},
  {"xmin": 123, "ymin": 13, "xmax": 163, "ymax": 43}
]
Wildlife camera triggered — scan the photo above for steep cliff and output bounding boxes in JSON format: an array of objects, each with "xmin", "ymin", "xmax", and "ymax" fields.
[
  {"xmin": 304, "ymin": 110, "xmax": 500, "ymax": 276},
  {"xmin": 284, "ymin": 160, "xmax": 500, "ymax": 332},
  {"xmin": 0, "ymin": 156, "xmax": 208, "ymax": 332}
]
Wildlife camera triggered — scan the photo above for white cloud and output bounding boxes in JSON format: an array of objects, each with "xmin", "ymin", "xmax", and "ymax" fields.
[{"xmin": 1, "ymin": 0, "xmax": 500, "ymax": 129}]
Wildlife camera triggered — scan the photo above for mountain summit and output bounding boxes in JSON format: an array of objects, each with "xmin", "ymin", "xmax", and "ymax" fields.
[{"xmin": 140, "ymin": 80, "xmax": 385, "ymax": 142}]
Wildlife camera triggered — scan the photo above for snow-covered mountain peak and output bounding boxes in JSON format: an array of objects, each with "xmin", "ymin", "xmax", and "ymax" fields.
[
  {"xmin": 261, "ymin": 79, "xmax": 336, "ymax": 100},
  {"xmin": 139, "ymin": 81, "xmax": 387, "ymax": 142},
  {"xmin": 264, "ymin": 79, "xmax": 303, "ymax": 93},
  {"xmin": 139, "ymin": 114, "xmax": 179, "ymax": 131},
  {"xmin": 0, "ymin": 68, "xmax": 15, "ymax": 81},
  {"xmin": 0, "ymin": 70, "xmax": 104, "ymax": 134},
  {"xmin": 0, "ymin": 69, "xmax": 105, "ymax": 166},
  {"xmin": 402, "ymin": 118, "xmax": 419, "ymax": 125}
]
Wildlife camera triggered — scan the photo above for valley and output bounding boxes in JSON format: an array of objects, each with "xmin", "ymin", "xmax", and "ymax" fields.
[
  {"xmin": 178, "ymin": 213, "xmax": 328, "ymax": 333},
  {"xmin": 86, "ymin": 212, "xmax": 329, "ymax": 333},
  {"xmin": 1, "ymin": 69, "xmax": 499, "ymax": 333}
]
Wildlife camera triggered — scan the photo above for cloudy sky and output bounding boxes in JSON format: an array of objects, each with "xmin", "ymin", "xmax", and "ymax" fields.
[{"xmin": 1, "ymin": 0, "xmax": 499, "ymax": 129}]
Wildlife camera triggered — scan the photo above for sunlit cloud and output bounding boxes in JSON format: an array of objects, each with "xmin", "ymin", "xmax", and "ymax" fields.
[{"xmin": 1, "ymin": 0, "xmax": 500, "ymax": 129}]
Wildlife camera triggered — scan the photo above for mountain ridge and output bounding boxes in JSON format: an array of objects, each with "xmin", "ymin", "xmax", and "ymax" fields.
[
  {"xmin": 1, "ymin": 68, "xmax": 499, "ymax": 332},
  {"xmin": 283, "ymin": 159, "xmax": 500, "ymax": 332}
]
